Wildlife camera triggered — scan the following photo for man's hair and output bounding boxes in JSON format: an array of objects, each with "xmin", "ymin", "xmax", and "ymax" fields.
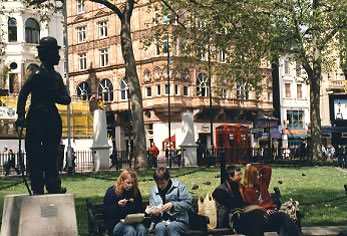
[
  {"xmin": 226, "ymin": 165, "xmax": 241, "ymax": 177},
  {"xmin": 153, "ymin": 167, "xmax": 170, "ymax": 182}
]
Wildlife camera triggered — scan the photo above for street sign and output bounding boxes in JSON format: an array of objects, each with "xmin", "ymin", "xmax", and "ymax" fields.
[{"xmin": 250, "ymin": 128, "xmax": 264, "ymax": 134}]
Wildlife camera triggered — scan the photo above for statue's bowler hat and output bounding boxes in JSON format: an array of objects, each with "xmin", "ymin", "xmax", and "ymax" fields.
[{"xmin": 36, "ymin": 36, "xmax": 61, "ymax": 49}]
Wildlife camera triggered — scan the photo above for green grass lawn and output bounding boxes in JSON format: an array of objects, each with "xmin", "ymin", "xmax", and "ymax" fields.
[{"xmin": 1, "ymin": 166, "xmax": 346, "ymax": 235}]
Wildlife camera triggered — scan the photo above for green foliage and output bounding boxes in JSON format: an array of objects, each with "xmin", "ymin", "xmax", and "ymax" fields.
[
  {"xmin": 0, "ymin": 167, "xmax": 346, "ymax": 235},
  {"xmin": 0, "ymin": 64, "xmax": 10, "ymax": 87}
]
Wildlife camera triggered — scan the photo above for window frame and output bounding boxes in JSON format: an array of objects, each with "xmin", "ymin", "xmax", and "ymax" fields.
[
  {"xmin": 98, "ymin": 79, "xmax": 114, "ymax": 103},
  {"xmin": 8, "ymin": 18, "xmax": 17, "ymax": 42},
  {"xmin": 196, "ymin": 73, "xmax": 209, "ymax": 97},
  {"xmin": 25, "ymin": 18, "xmax": 40, "ymax": 44},
  {"xmin": 77, "ymin": 26, "xmax": 86, "ymax": 43},
  {"xmin": 98, "ymin": 21, "xmax": 108, "ymax": 38},
  {"xmin": 77, "ymin": 0, "xmax": 84, "ymax": 14},
  {"xmin": 78, "ymin": 53, "xmax": 87, "ymax": 71},
  {"xmin": 99, "ymin": 48, "xmax": 109, "ymax": 67}
]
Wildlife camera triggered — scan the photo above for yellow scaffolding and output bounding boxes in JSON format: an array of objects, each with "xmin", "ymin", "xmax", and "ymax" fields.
[{"xmin": 0, "ymin": 95, "xmax": 93, "ymax": 138}]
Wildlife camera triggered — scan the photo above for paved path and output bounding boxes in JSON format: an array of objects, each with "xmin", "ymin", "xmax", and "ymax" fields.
[{"xmin": 232, "ymin": 226, "xmax": 347, "ymax": 236}]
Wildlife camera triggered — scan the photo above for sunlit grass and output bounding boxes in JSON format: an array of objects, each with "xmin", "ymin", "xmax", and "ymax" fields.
[{"xmin": 1, "ymin": 166, "xmax": 346, "ymax": 235}]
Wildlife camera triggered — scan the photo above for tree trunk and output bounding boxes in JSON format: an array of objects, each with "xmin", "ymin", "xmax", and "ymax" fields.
[
  {"xmin": 120, "ymin": 18, "xmax": 147, "ymax": 169},
  {"xmin": 309, "ymin": 60, "xmax": 322, "ymax": 161}
]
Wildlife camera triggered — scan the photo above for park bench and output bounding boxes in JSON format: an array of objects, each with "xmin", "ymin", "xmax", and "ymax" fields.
[{"xmin": 86, "ymin": 187, "xmax": 301, "ymax": 236}]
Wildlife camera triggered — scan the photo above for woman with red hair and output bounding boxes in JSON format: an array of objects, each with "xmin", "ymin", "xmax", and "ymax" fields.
[
  {"xmin": 243, "ymin": 164, "xmax": 302, "ymax": 236},
  {"xmin": 103, "ymin": 169, "xmax": 146, "ymax": 236}
]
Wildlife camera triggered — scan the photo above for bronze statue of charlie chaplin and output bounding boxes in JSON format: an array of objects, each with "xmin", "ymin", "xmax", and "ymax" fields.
[{"xmin": 16, "ymin": 37, "xmax": 71, "ymax": 194}]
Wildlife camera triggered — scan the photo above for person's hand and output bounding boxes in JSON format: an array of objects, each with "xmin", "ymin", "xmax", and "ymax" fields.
[
  {"xmin": 161, "ymin": 202, "xmax": 173, "ymax": 212},
  {"xmin": 150, "ymin": 207, "xmax": 161, "ymax": 216},
  {"xmin": 118, "ymin": 199, "xmax": 128, "ymax": 207},
  {"xmin": 266, "ymin": 209, "xmax": 275, "ymax": 215}
]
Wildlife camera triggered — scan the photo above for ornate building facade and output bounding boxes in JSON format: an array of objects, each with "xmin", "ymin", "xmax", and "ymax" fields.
[
  {"xmin": 0, "ymin": 1, "xmax": 64, "ymax": 138},
  {"xmin": 66, "ymin": 0, "xmax": 274, "ymax": 155}
]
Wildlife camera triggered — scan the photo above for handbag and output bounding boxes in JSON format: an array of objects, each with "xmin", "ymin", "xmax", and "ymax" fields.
[
  {"xmin": 198, "ymin": 193, "xmax": 217, "ymax": 229},
  {"xmin": 279, "ymin": 198, "xmax": 300, "ymax": 222}
]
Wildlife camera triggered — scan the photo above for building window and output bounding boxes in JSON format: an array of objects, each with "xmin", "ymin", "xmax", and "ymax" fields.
[
  {"xmin": 99, "ymin": 48, "xmax": 108, "ymax": 67},
  {"xmin": 98, "ymin": 21, "xmax": 107, "ymax": 38},
  {"xmin": 25, "ymin": 18, "xmax": 40, "ymax": 43},
  {"xmin": 175, "ymin": 84, "xmax": 179, "ymax": 95},
  {"xmin": 146, "ymin": 87, "xmax": 152, "ymax": 97},
  {"xmin": 156, "ymin": 85, "xmax": 161, "ymax": 96},
  {"xmin": 196, "ymin": 73, "xmax": 209, "ymax": 97},
  {"xmin": 153, "ymin": 11, "xmax": 159, "ymax": 25},
  {"xmin": 297, "ymin": 84, "xmax": 302, "ymax": 99},
  {"xmin": 77, "ymin": 26, "xmax": 86, "ymax": 43},
  {"xmin": 183, "ymin": 86, "xmax": 188, "ymax": 96},
  {"xmin": 155, "ymin": 38, "xmax": 160, "ymax": 56},
  {"xmin": 296, "ymin": 61, "xmax": 301, "ymax": 76},
  {"xmin": 287, "ymin": 110, "xmax": 304, "ymax": 129},
  {"xmin": 8, "ymin": 18, "xmax": 17, "ymax": 42},
  {"xmin": 285, "ymin": 83, "xmax": 291, "ymax": 98},
  {"xmin": 98, "ymin": 79, "xmax": 114, "ymax": 102},
  {"xmin": 200, "ymin": 48, "xmax": 206, "ymax": 60},
  {"xmin": 220, "ymin": 50, "xmax": 225, "ymax": 62},
  {"xmin": 222, "ymin": 89, "xmax": 227, "ymax": 98},
  {"xmin": 120, "ymin": 78, "xmax": 128, "ymax": 101},
  {"xmin": 78, "ymin": 53, "xmax": 87, "ymax": 70},
  {"xmin": 284, "ymin": 60, "xmax": 290, "ymax": 74},
  {"xmin": 77, "ymin": 0, "xmax": 84, "ymax": 13},
  {"xmin": 76, "ymin": 82, "xmax": 91, "ymax": 100},
  {"xmin": 165, "ymin": 84, "xmax": 171, "ymax": 95},
  {"xmin": 145, "ymin": 124, "xmax": 154, "ymax": 136},
  {"xmin": 236, "ymin": 81, "xmax": 249, "ymax": 100},
  {"xmin": 173, "ymin": 37, "xmax": 178, "ymax": 56}
]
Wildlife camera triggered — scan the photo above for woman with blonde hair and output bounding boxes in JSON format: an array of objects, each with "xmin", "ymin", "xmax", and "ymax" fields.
[
  {"xmin": 243, "ymin": 164, "xmax": 302, "ymax": 236},
  {"xmin": 103, "ymin": 169, "xmax": 146, "ymax": 236}
]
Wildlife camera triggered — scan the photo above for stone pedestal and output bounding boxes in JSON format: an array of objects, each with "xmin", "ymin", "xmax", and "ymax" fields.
[
  {"xmin": 1, "ymin": 194, "xmax": 78, "ymax": 236},
  {"xmin": 180, "ymin": 144, "xmax": 198, "ymax": 167},
  {"xmin": 90, "ymin": 109, "xmax": 111, "ymax": 171},
  {"xmin": 180, "ymin": 112, "xmax": 198, "ymax": 167}
]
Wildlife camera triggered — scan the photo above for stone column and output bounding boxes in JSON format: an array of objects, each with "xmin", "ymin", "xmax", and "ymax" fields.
[
  {"xmin": 179, "ymin": 112, "xmax": 198, "ymax": 167},
  {"xmin": 90, "ymin": 109, "xmax": 111, "ymax": 171}
]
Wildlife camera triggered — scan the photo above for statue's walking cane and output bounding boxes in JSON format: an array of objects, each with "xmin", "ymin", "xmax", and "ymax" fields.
[{"xmin": 18, "ymin": 127, "xmax": 32, "ymax": 195}]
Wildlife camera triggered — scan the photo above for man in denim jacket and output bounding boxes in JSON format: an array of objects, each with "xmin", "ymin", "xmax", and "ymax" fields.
[{"xmin": 148, "ymin": 167, "xmax": 192, "ymax": 236}]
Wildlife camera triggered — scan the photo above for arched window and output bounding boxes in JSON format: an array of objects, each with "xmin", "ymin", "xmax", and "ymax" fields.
[
  {"xmin": 25, "ymin": 18, "xmax": 40, "ymax": 43},
  {"xmin": 76, "ymin": 82, "xmax": 91, "ymax": 100},
  {"xmin": 196, "ymin": 73, "xmax": 209, "ymax": 97},
  {"xmin": 120, "ymin": 78, "xmax": 128, "ymax": 101},
  {"xmin": 98, "ymin": 79, "xmax": 113, "ymax": 102},
  {"xmin": 8, "ymin": 18, "xmax": 17, "ymax": 42}
]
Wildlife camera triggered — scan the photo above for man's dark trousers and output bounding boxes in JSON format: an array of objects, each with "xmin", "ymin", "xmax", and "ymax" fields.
[{"xmin": 25, "ymin": 109, "xmax": 62, "ymax": 194}]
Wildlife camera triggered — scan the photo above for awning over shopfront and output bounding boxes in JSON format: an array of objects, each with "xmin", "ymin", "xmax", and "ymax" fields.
[
  {"xmin": 270, "ymin": 128, "xmax": 282, "ymax": 139},
  {"xmin": 321, "ymin": 126, "xmax": 347, "ymax": 134},
  {"xmin": 283, "ymin": 129, "xmax": 308, "ymax": 139},
  {"xmin": 162, "ymin": 135, "xmax": 176, "ymax": 150}
]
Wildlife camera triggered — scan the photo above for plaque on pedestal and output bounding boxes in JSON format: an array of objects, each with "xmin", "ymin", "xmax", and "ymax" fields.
[{"xmin": 1, "ymin": 194, "xmax": 78, "ymax": 236}]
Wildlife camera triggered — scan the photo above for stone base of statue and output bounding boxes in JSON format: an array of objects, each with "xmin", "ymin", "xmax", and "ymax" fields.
[
  {"xmin": 91, "ymin": 145, "xmax": 111, "ymax": 171},
  {"xmin": 0, "ymin": 194, "xmax": 78, "ymax": 236},
  {"xmin": 180, "ymin": 144, "xmax": 198, "ymax": 167}
]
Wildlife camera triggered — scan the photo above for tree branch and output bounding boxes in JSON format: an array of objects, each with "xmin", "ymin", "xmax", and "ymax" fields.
[
  {"xmin": 160, "ymin": 0, "xmax": 186, "ymax": 28},
  {"xmin": 90, "ymin": 0, "xmax": 123, "ymax": 19}
]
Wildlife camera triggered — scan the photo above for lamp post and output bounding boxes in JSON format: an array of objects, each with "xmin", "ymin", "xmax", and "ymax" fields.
[
  {"xmin": 165, "ymin": 33, "xmax": 172, "ymax": 168},
  {"xmin": 63, "ymin": 0, "xmax": 73, "ymax": 171},
  {"xmin": 208, "ymin": 45, "xmax": 214, "ymax": 160},
  {"xmin": 127, "ymin": 87, "xmax": 132, "ymax": 168}
]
